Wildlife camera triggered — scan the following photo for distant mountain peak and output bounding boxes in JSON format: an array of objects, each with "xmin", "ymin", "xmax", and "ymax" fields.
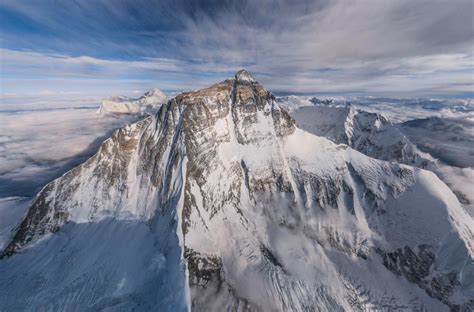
[
  {"xmin": 98, "ymin": 87, "xmax": 167, "ymax": 115},
  {"xmin": 235, "ymin": 69, "xmax": 256, "ymax": 83},
  {"xmin": 143, "ymin": 88, "xmax": 166, "ymax": 98}
]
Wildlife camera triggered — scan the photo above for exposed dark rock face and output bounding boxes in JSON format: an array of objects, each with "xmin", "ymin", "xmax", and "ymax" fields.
[
  {"xmin": 377, "ymin": 245, "xmax": 474, "ymax": 311},
  {"xmin": 185, "ymin": 247, "xmax": 261, "ymax": 312},
  {"xmin": 379, "ymin": 245, "xmax": 436, "ymax": 284}
]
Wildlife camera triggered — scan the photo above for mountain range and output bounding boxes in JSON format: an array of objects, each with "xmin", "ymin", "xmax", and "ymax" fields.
[{"xmin": 0, "ymin": 70, "xmax": 473, "ymax": 311}]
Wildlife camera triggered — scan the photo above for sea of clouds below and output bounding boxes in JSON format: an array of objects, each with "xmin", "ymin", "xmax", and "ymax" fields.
[{"xmin": 0, "ymin": 94, "xmax": 142, "ymax": 223}]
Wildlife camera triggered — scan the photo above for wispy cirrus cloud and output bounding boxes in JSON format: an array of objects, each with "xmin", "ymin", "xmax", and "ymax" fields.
[{"xmin": 0, "ymin": 0, "xmax": 473, "ymax": 96}]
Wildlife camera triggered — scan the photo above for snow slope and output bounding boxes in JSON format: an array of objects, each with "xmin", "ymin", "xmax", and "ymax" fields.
[
  {"xmin": 287, "ymin": 101, "xmax": 474, "ymax": 221},
  {"xmin": 1, "ymin": 70, "xmax": 473, "ymax": 311},
  {"xmin": 0, "ymin": 197, "xmax": 30, "ymax": 250},
  {"xmin": 399, "ymin": 116, "xmax": 474, "ymax": 168}
]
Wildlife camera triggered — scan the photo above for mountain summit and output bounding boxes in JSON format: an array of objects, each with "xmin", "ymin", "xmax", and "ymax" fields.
[
  {"xmin": 1, "ymin": 71, "xmax": 473, "ymax": 311},
  {"xmin": 235, "ymin": 69, "xmax": 257, "ymax": 83}
]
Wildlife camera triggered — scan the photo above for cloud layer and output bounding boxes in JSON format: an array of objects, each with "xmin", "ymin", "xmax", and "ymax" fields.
[
  {"xmin": 1, "ymin": 0, "xmax": 473, "ymax": 96},
  {"xmin": 0, "ymin": 99, "xmax": 140, "ymax": 197}
]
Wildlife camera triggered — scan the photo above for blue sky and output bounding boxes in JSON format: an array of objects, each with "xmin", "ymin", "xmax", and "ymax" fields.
[{"xmin": 0, "ymin": 0, "xmax": 473, "ymax": 98}]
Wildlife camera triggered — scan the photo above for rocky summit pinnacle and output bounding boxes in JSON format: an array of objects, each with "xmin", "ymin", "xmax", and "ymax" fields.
[
  {"xmin": 234, "ymin": 69, "xmax": 257, "ymax": 83},
  {"xmin": 0, "ymin": 72, "xmax": 472, "ymax": 311}
]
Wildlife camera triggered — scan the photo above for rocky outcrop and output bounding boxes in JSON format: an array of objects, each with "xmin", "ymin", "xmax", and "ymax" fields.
[{"xmin": 377, "ymin": 245, "xmax": 473, "ymax": 311}]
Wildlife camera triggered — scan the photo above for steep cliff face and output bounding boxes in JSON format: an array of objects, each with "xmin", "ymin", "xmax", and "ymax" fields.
[{"xmin": 1, "ymin": 70, "xmax": 473, "ymax": 311}]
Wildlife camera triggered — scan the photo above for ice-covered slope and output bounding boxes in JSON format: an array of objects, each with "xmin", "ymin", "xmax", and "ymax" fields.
[
  {"xmin": 1, "ymin": 113, "xmax": 190, "ymax": 311},
  {"xmin": 398, "ymin": 116, "xmax": 474, "ymax": 216},
  {"xmin": 284, "ymin": 101, "xmax": 474, "ymax": 217},
  {"xmin": 290, "ymin": 105, "xmax": 434, "ymax": 168},
  {"xmin": 285, "ymin": 102, "xmax": 474, "ymax": 216},
  {"xmin": 98, "ymin": 88, "xmax": 167, "ymax": 115},
  {"xmin": 1, "ymin": 70, "xmax": 473, "ymax": 311},
  {"xmin": 0, "ymin": 197, "xmax": 29, "ymax": 250}
]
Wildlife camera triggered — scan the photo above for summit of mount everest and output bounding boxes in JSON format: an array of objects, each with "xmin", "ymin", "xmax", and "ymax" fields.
[{"xmin": 1, "ymin": 70, "xmax": 473, "ymax": 312}]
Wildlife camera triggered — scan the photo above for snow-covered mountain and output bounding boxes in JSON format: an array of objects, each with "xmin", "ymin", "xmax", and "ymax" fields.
[
  {"xmin": 98, "ymin": 88, "xmax": 167, "ymax": 115},
  {"xmin": 289, "ymin": 105, "xmax": 433, "ymax": 168},
  {"xmin": 284, "ymin": 100, "xmax": 474, "ymax": 217},
  {"xmin": 1, "ymin": 70, "xmax": 473, "ymax": 311}
]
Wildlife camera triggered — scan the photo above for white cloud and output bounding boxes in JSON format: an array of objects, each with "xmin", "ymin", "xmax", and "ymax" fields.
[
  {"xmin": 1, "ymin": 48, "xmax": 472, "ymax": 96},
  {"xmin": 0, "ymin": 48, "xmax": 186, "ymax": 77},
  {"xmin": 0, "ymin": 0, "xmax": 472, "ymax": 96},
  {"xmin": 0, "ymin": 99, "xmax": 140, "ymax": 197}
]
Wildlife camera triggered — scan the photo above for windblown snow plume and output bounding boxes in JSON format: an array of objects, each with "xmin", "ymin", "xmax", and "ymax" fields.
[{"xmin": 1, "ymin": 71, "xmax": 473, "ymax": 311}]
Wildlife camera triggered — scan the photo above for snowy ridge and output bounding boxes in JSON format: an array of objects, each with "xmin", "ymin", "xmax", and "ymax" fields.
[
  {"xmin": 286, "ymin": 101, "xmax": 474, "ymax": 217},
  {"xmin": 1, "ymin": 71, "xmax": 473, "ymax": 311},
  {"xmin": 234, "ymin": 69, "xmax": 257, "ymax": 83},
  {"xmin": 0, "ymin": 109, "xmax": 190, "ymax": 310},
  {"xmin": 98, "ymin": 88, "xmax": 167, "ymax": 115},
  {"xmin": 290, "ymin": 105, "xmax": 434, "ymax": 168}
]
